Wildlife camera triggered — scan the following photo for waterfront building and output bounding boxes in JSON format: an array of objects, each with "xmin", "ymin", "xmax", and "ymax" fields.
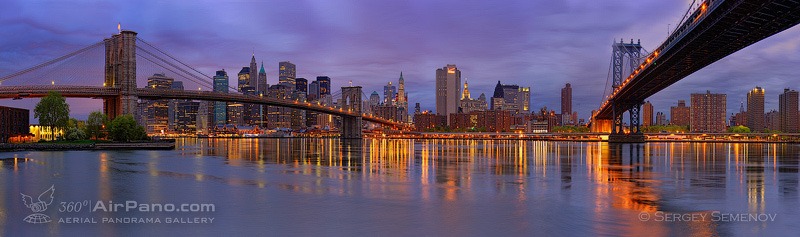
[
  {"xmin": 145, "ymin": 73, "xmax": 174, "ymax": 134},
  {"xmin": 414, "ymin": 112, "xmax": 447, "ymax": 132},
  {"xmin": 779, "ymin": 88, "xmax": 798, "ymax": 133},
  {"xmin": 747, "ymin": 87, "xmax": 765, "ymax": 132},
  {"xmin": 267, "ymin": 84, "xmax": 293, "ymax": 129},
  {"xmin": 670, "ymin": 100, "xmax": 690, "ymax": 126},
  {"xmin": 175, "ymin": 101, "xmax": 199, "ymax": 133},
  {"xmin": 690, "ymin": 91, "xmax": 727, "ymax": 133},
  {"xmin": 449, "ymin": 110, "xmax": 513, "ymax": 132},
  {"xmin": 435, "ymin": 64, "xmax": 461, "ymax": 124},
  {"xmin": 0, "ymin": 106, "xmax": 29, "ymax": 142},
  {"xmin": 642, "ymin": 101, "xmax": 653, "ymax": 126},
  {"xmin": 766, "ymin": 110, "xmax": 780, "ymax": 131}
]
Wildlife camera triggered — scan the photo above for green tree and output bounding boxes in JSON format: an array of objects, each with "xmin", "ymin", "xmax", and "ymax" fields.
[
  {"xmin": 108, "ymin": 115, "xmax": 148, "ymax": 142},
  {"xmin": 34, "ymin": 91, "xmax": 70, "ymax": 138},
  {"xmin": 86, "ymin": 111, "xmax": 108, "ymax": 140},
  {"xmin": 728, "ymin": 125, "xmax": 751, "ymax": 133}
]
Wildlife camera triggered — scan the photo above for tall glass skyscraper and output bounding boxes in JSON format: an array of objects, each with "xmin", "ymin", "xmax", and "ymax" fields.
[{"xmin": 213, "ymin": 69, "xmax": 229, "ymax": 125}]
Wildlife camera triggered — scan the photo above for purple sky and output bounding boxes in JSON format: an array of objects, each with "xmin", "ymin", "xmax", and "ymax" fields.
[{"xmin": 2, "ymin": 0, "xmax": 800, "ymax": 123}]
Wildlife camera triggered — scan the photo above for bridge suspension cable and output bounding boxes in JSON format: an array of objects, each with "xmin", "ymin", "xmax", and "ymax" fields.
[{"xmin": 0, "ymin": 41, "xmax": 104, "ymax": 84}]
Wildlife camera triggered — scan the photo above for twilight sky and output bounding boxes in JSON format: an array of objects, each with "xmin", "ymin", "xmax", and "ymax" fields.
[{"xmin": 1, "ymin": 0, "xmax": 800, "ymax": 123}]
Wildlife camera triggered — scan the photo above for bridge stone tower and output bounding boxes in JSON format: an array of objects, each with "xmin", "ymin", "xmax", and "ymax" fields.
[
  {"xmin": 103, "ymin": 30, "xmax": 138, "ymax": 120},
  {"xmin": 341, "ymin": 86, "xmax": 363, "ymax": 139}
]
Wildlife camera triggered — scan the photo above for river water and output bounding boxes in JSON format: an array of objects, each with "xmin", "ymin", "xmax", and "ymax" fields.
[{"xmin": 1, "ymin": 139, "xmax": 798, "ymax": 236}]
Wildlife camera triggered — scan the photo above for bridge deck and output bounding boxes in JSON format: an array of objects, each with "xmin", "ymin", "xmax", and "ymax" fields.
[{"xmin": 595, "ymin": 0, "xmax": 800, "ymax": 119}]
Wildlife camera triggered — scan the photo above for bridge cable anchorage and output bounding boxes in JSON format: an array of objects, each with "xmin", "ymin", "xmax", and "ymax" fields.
[{"xmin": 0, "ymin": 41, "xmax": 104, "ymax": 83}]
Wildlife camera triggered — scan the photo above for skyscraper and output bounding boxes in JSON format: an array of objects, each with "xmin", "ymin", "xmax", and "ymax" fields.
[
  {"xmin": 317, "ymin": 76, "xmax": 331, "ymax": 96},
  {"xmin": 642, "ymin": 101, "xmax": 653, "ymax": 126},
  {"xmin": 238, "ymin": 67, "xmax": 251, "ymax": 91},
  {"xmin": 435, "ymin": 64, "xmax": 461, "ymax": 123},
  {"xmin": 779, "ymin": 88, "xmax": 799, "ymax": 133},
  {"xmin": 747, "ymin": 87, "xmax": 765, "ymax": 132},
  {"xmin": 249, "ymin": 54, "xmax": 257, "ymax": 90},
  {"xmin": 690, "ymin": 91, "xmax": 727, "ymax": 133},
  {"xmin": 146, "ymin": 73, "xmax": 174, "ymax": 134},
  {"xmin": 369, "ymin": 91, "xmax": 381, "ymax": 110},
  {"xmin": 257, "ymin": 62, "xmax": 267, "ymax": 95},
  {"xmin": 519, "ymin": 87, "xmax": 530, "ymax": 113},
  {"xmin": 279, "ymin": 61, "xmax": 296, "ymax": 86},
  {"xmin": 670, "ymin": 100, "xmax": 690, "ymax": 126},
  {"xmin": 561, "ymin": 83, "xmax": 572, "ymax": 115},
  {"xmin": 397, "ymin": 72, "xmax": 408, "ymax": 114},
  {"xmin": 213, "ymin": 70, "xmax": 228, "ymax": 125},
  {"xmin": 383, "ymin": 81, "xmax": 396, "ymax": 105},
  {"xmin": 308, "ymin": 81, "xmax": 320, "ymax": 101},
  {"xmin": 296, "ymin": 78, "xmax": 308, "ymax": 93}
]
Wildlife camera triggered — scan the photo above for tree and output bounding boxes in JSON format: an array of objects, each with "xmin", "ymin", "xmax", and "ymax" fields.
[
  {"xmin": 34, "ymin": 91, "xmax": 70, "ymax": 138},
  {"xmin": 86, "ymin": 111, "xmax": 108, "ymax": 140},
  {"xmin": 728, "ymin": 125, "xmax": 751, "ymax": 133},
  {"xmin": 108, "ymin": 115, "xmax": 148, "ymax": 142}
]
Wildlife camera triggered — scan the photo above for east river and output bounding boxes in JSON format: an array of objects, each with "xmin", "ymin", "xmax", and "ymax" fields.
[{"xmin": 1, "ymin": 138, "xmax": 798, "ymax": 236}]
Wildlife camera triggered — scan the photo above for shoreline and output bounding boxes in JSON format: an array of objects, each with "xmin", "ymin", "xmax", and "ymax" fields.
[{"xmin": 0, "ymin": 141, "xmax": 175, "ymax": 152}]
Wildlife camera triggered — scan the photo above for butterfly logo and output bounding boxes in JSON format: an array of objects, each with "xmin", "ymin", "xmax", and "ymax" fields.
[{"xmin": 21, "ymin": 185, "xmax": 55, "ymax": 224}]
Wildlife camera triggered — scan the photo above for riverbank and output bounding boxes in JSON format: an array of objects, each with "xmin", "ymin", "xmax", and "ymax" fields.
[{"xmin": 0, "ymin": 140, "xmax": 175, "ymax": 151}]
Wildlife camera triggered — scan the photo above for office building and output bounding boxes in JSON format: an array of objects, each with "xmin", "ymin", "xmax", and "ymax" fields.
[
  {"xmin": 145, "ymin": 73, "xmax": 174, "ymax": 134},
  {"xmin": 317, "ymin": 76, "xmax": 331, "ymax": 96},
  {"xmin": 747, "ymin": 87, "xmax": 765, "ymax": 132},
  {"xmin": 279, "ymin": 61, "xmax": 296, "ymax": 86},
  {"xmin": 296, "ymin": 78, "xmax": 308, "ymax": 93},
  {"xmin": 435, "ymin": 64, "xmax": 461, "ymax": 124},
  {"xmin": 213, "ymin": 70, "xmax": 228, "ymax": 125},
  {"xmin": 384, "ymin": 81, "xmax": 396, "ymax": 105},
  {"xmin": 460, "ymin": 80, "xmax": 487, "ymax": 113}
]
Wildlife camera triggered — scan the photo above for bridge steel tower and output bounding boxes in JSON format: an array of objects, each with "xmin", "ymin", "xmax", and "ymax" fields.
[
  {"xmin": 341, "ymin": 86, "xmax": 363, "ymax": 139},
  {"xmin": 103, "ymin": 30, "xmax": 138, "ymax": 120},
  {"xmin": 609, "ymin": 39, "xmax": 644, "ymax": 142}
]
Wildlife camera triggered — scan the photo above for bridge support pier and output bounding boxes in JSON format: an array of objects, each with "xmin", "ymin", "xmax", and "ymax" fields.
[
  {"xmin": 341, "ymin": 116, "xmax": 362, "ymax": 139},
  {"xmin": 103, "ymin": 30, "xmax": 138, "ymax": 120},
  {"xmin": 608, "ymin": 101, "xmax": 645, "ymax": 143}
]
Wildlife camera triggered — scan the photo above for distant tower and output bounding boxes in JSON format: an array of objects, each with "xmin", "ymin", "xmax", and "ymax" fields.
[
  {"xmin": 397, "ymin": 72, "xmax": 408, "ymax": 115},
  {"xmin": 462, "ymin": 80, "xmax": 471, "ymax": 100},
  {"xmin": 435, "ymin": 64, "xmax": 461, "ymax": 123},
  {"xmin": 257, "ymin": 62, "xmax": 267, "ymax": 94},
  {"xmin": 561, "ymin": 83, "xmax": 572, "ymax": 115},
  {"xmin": 250, "ymin": 54, "xmax": 257, "ymax": 89}
]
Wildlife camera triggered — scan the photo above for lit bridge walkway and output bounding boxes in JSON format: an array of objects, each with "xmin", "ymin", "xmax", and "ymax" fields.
[{"xmin": 0, "ymin": 85, "xmax": 410, "ymax": 129}]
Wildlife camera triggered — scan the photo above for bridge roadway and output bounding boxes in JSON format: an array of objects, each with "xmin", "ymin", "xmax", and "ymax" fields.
[
  {"xmin": 0, "ymin": 85, "xmax": 409, "ymax": 128},
  {"xmin": 595, "ymin": 0, "xmax": 800, "ymax": 119}
]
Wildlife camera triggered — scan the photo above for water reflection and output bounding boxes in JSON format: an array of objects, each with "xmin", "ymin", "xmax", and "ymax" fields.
[{"xmin": 2, "ymin": 139, "xmax": 799, "ymax": 236}]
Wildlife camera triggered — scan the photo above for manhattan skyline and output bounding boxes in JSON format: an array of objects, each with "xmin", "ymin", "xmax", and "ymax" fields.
[{"xmin": 2, "ymin": 0, "xmax": 800, "ymax": 122}]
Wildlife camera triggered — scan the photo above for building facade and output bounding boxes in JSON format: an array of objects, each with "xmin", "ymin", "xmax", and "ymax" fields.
[
  {"xmin": 747, "ymin": 87, "xmax": 765, "ymax": 132},
  {"xmin": 213, "ymin": 70, "xmax": 229, "ymax": 125},
  {"xmin": 0, "ymin": 106, "xmax": 29, "ymax": 142},
  {"xmin": 145, "ymin": 73, "xmax": 174, "ymax": 134},
  {"xmin": 779, "ymin": 88, "xmax": 798, "ymax": 133},
  {"xmin": 670, "ymin": 100, "xmax": 690, "ymax": 127},
  {"xmin": 642, "ymin": 101, "xmax": 653, "ymax": 127},
  {"xmin": 690, "ymin": 91, "xmax": 727, "ymax": 133},
  {"xmin": 435, "ymin": 64, "xmax": 461, "ymax": 124},
  {"xmin": 278, "ymin": 61, "xmax": 296, "ymax": 86}
]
